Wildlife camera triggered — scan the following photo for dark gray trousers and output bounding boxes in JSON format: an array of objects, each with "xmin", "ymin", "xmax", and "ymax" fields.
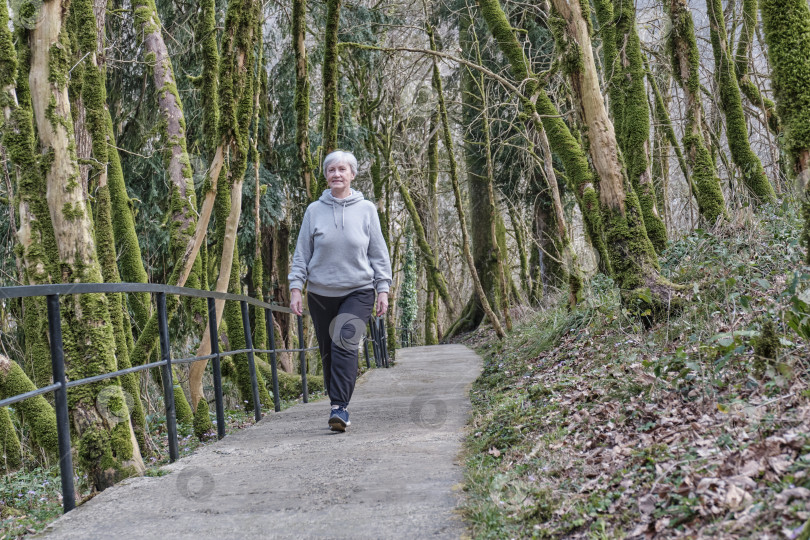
[{"xmin": 307, "ymin": 289, "xmax": 375, "ymax": 408}]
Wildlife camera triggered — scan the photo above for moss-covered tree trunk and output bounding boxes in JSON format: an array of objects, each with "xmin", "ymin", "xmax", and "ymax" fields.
[
  {"xmin": 293, "ymin": 0, "xmax": 314, "ymax": 200},
  {"xmin": 645, "ymin": 55, "xmax": 692, "ymax": 200},
  {"xmin": 649, "ymin": 62, "xmax": 672, "ymax": 229},
  {"xmin": 760, "ymin": 0, "xmax": 810, "ymax": 262},
  {"xmin": 430, "ymin": 28, "xmax": 505, "ymax": 339},
  {"xmin": 0, "ymin": 355, "xmax": 57, "ymax": 458},
  {"xmin": 132, "ymin": 0, "xmax": 204, "ymax": 425},
  {"xmin": 547, "ymin": 0, "xmax": 675, "ymax": 313},
  {"xmin": 2, "ymin": 3, "xmax": 56, "ymax": 391},
  {"xmin": 189, "ymin": 0, "xmax": 271, "ymax": 411},
  {"xmin": 507, "ymin": 201, "xmax": 530, "ymax": 302},
  {"xmin": 70, "ymin": 0, "xmax": 149, "ymax": 454},
  {"xmin": 735, "ymin": 0, "xmax": 779, "ymax": 135},
  {"xmin": 272, "ymin": 220, "xmax": 294, "ymax": 372},
  {"xmin": 530, "ymin": 124, "xmax": 582, "ymax": 307},
  {"xmin": 322, "ymin": 0, "xmax": 342, "ymax": 158},
  {"xmin": 393, "ymin": 158, "xmax": 453, "ymax": 307},
  {"xmin": 451, "ymin": 14, "xmax": 507, "ymax": 335},
  {"xmin": 0, "ymin": 406, "xmax": 21, "ymax": 472},
  {"xmin": 28, "ymin": 0, "xmax": 144, "ymax": 488},
  {"xmin": 423, "ymin": 110, "xmax": 440, "ymax": 344},
  {"xmin": 706, "ymin": 0, "xmax": 775, "ymax": 203},
  {"xmin": 251, "ymin": 29, "xmax": 268, "ymax": 367},
  {"xmin": 3, "ymin": 0, "xmax": 74, "ymax": 460},
  {"xmin": 595, "ymin": 0, "xmax": 667, "ymax": 253},
  {"xmin": 666, "ymin": 0, "xmax": 727, "ymax": 223},
  {"xmin": 476, "ymin": 0, "xmax": 610, "ymax": 280}
]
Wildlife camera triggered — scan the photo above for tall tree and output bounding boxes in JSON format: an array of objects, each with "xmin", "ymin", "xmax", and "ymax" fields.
[
  {"xmin": 548, "ymin": 0, "xmax": 672, "ymax": 311},
  {"xmin": 706, "ymin": 0, "xmax": 775, "ymax": 203},
  {"xmin": 447, "ymin": 10, "xmax": 508, "ymax": 335},
  {"xmin": 73, "ymin": 0, "xmax": 148, "ymax": 451},
  {"xmin": 595, "ymin": 0, "xmax": 667, "ymax": 253},
  {"xmin": 190, "ymin": 0, "xmax": 272, "ymax": 411},
  {"xmin": 666, "ymin": 0, "xmax": 727, "ymax": 223},
  {"xmin": 431, "ymin": 26, "xmax": 506, "ymax": 339},
  {"xmin": 322, "ymin": 0, "xmax": 342, "ymax": 158},
  {"xmin": 735, "ymin": 0, "xmax": 779, "ymax": 135},
  {"xmin": 759, "ymin": 0, "xmax": 810, "ymax": 261},
  {"xmin": 28, "ymin": 0, "xmax": 144, "ymax": 489},
  {"xmin": 293, "ymin": 0, "xmax": 314, "ymax": 200},
  {"xmin": 0, "ymin": 0, "xmax": 59, "ymax": 460}
]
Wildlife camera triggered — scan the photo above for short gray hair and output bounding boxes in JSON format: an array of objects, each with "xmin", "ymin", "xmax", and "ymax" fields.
[{"xmin": 323, "ymin": 150, "xmax": 358, "ymax": 177}]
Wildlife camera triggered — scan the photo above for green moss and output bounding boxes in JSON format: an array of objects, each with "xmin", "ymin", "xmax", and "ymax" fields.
[
  {"xmin": 321, "ymin": 0, "xmax": 342, "ymax": 154},
  {"xmin": 687, "ymin": 134, "xmax": 726, "ymax": 223},
  {"xmin": 94, "ymin": 181, "xmax": 147, "ymax": 453},
  {"xmin": 761, "ymin": 0, "xmax": 810, "ymax": 161},
  {"xmin": 0, "ymin": 0, "xmax": 17, "ymax": 90},
  {"xmin": 753, "ymin": 319, "xmax": 780, "ymax": 374},
  {"xmin": 760, "ymin": 1, "xmax": 810, "ymax": 261},
  {"xmin": 76, "ymin": 424, "xmax": 132, "ymax": 490},
  {"xmin": 61, "ymin": 202, "xmax": 84, "ymax": 221},
  {"xmin": 0, "ymin": 407, "xmax": 22, "ymax": 472},
  {"xmin": 666, "ymin": 1, "xmax": 727, "ymax": 223},
  {"xmin": 257, "ymin": 362, "xmax": 324, "ymax": 401},
  {"xmin": 600, "ymin": 0, "xmax": 667, "ymax": 253},
  {"xmin": 47, "ymin": 43, "xmax": 69, "ymax": 89},
  {"xmin": 133, "ymin": 4, "xmax": 158, "ymax": 34},
  {"xmin": 104, "ymin": 113, "xmax": 151, "ymax": 332},
  {"xmin": 706, "ymin": 0, "xmax": 774, "ymax": 203},
  {"xmin": 198, "ymin": 0, "xmax": 219, "ymax": 152},
  {"xmin": 0, "ymin": 359, "xmax": 57, "ymax": 457},
  {"xmin": 193, "ymin": 399, "xmax": 215, "ymax": 441},
  {"xmin": 174, "ymin": 384, "xmax": 193, "ymax": 425}
]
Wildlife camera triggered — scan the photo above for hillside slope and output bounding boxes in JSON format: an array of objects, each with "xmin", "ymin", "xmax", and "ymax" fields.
[{"xmin": 462, "ymin": 203, "xmax": 810, "ymax": 539}]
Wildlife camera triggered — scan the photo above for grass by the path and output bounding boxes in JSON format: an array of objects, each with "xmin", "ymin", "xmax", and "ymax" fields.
[{"xmin": 462, "ymin": 202, "xmax": 810, "ymax": 539}]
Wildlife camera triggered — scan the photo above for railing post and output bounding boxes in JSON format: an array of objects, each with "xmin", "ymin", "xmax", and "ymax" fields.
[
  {"xmin": 369, "ymin": 321, "xmax": 379, "ymax": 368},
  {"xmin": 46, "ymin": 294, "xmax": 75, "ymax": 514},
  {"xmin": 207, "ymin": 298, "xmax": 226, "ymax": 440},
  {"xmin": 379, "ymin": 317, "xmax": 389, "ymax": 368},
  {"xmin": 297, "ymin": 315, "xmax": 308, "ymax": 403},
  {"xmin": 240, "ymin": 300, "xmax": 262, "ymax": 422},
  {"xmin": 157, "ymin": 292, "xmax": 179, "ymax": 462},
  {"xmin": 363, "ymin": 330, "xmax": 371, "ymax": 369},
  {"xmin": 383, "ymin": 318, "xmax": 390, "ymax": 367},
  {"xmin": 265, "ymin": 309, "xmax": 281, "ymax": 412}
]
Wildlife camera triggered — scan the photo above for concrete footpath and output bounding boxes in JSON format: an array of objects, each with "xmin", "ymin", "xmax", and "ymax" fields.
[{"xmin": 42, "ymin": 344, "xmax": 482, "ymax": 540}]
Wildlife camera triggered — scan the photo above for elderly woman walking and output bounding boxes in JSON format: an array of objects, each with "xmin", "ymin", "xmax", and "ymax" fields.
[{"xmin": 289, "ymin": 150, "xmax": 392, "ymax": 432}]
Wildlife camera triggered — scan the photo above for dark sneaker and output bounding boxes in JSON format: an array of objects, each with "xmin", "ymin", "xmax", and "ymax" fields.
[{"xmin": 328, "ymin": 407, "xmax": 350, "ymax": 432}]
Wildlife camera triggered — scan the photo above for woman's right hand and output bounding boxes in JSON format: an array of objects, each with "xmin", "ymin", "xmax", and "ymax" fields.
[{"xmin": 290, "ymin": 289, "xmax": 303, "ymax": 316}]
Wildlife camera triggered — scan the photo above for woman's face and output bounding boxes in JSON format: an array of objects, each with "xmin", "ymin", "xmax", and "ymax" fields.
[{"xmin": 326, "ymin": 161, "xmax": 355, "ymax": 190}]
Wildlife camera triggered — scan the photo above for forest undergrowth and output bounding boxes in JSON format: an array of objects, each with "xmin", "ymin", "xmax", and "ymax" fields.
[{"xmin": 461, "ymin": 201, "xmax": 810, "ymax": 539}]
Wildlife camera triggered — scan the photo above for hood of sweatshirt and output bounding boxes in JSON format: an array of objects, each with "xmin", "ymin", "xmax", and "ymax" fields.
[{"xmin": 318, "ymin": 189, "xmax": 365, "ymax": 228}]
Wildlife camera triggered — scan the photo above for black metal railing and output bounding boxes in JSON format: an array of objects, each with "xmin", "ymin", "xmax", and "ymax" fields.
[
  {"xmin": 397, "ymin": 327, "xmax": 416, "ymax": 348},
  {"xmin": 366, "ymin": 315, "xmax": 389, "ymax": 368},
  {"xmin": 0, "ymin": 283, "xmax": 389, "ymax": 514}
]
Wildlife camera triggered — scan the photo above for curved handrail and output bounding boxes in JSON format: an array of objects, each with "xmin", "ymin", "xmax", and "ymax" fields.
[
  {"xmin": 0, "ymin": 282, "xmax": 306, "ymax": 315},
  {"xmin": 0, "ymin": 283, "xmax": 389, "ymax": 515}
]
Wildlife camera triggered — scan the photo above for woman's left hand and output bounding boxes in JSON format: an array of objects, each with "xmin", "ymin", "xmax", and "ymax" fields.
[{"xmin": 376, "ymin": 292, "xmax": 389, "ymax": 316}]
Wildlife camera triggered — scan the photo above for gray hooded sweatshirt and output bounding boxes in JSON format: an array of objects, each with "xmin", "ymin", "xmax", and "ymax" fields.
[{"xmin": 288, "ymin": 189, "xmax": 392, "ymax": 297}]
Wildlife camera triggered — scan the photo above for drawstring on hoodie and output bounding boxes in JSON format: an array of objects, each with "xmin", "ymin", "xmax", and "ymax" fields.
[
  {"xmin": 321, "ymin": 188, "xmax": 362, "ymax": 229},
  {"xmin": 330, "ymin": 200, "xmax": 347, "ymax": 229}
]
